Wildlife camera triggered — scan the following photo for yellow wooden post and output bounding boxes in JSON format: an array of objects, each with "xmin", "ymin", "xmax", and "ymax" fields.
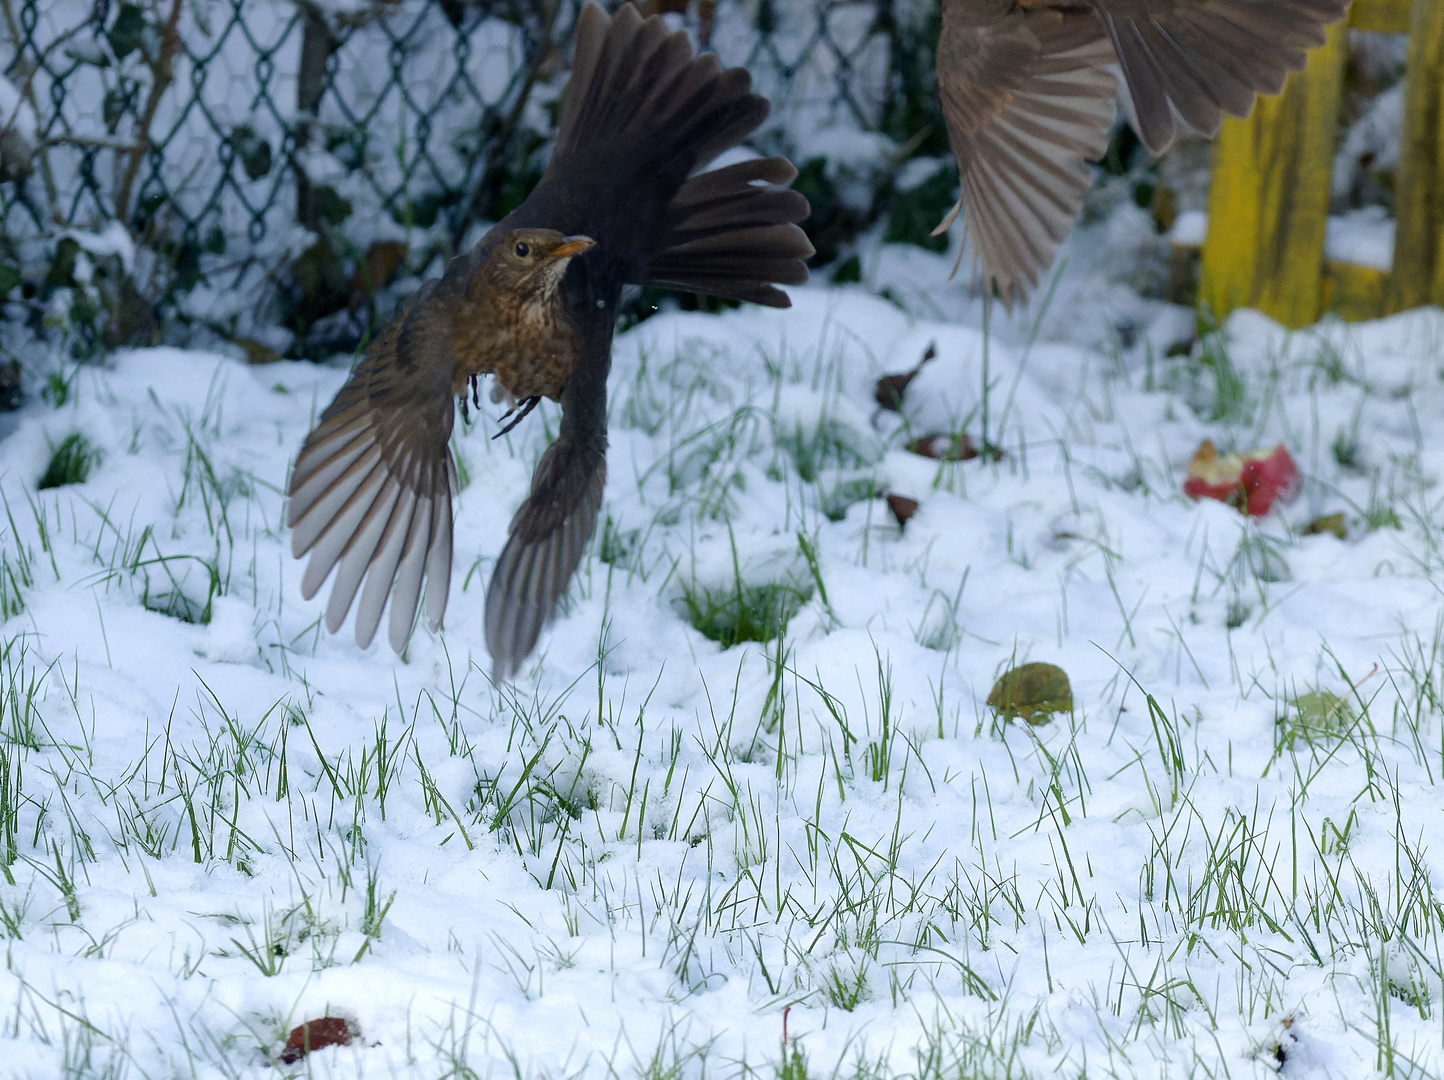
[
  {"xmin": 1322, "ymin": 261, "xmax": 1389, "ymax": 321},
  {"xmin": 1386, "ymin": 0, "xmax": 1444, "ymax": 313},
  {"xmin": 1348, "ymin": 0, "xmax": 1412, "ymax": 33},
  {"xmin": 1199, "ymin": 22, "xmax": 1347, "ymax": 328}
]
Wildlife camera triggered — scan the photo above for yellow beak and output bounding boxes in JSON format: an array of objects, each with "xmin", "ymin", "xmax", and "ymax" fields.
[{"xmin": 550, "ymin": 235, "xmax": 597, "ymax": 260}]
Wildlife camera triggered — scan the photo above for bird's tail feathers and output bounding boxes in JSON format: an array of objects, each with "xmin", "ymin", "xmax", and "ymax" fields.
[
  {"xmin": 552, "ymin": 3, "xmax": 813, "ymax": 303},
  {"xmin": 647, "ymin": 157, "xmax": 813, "ymax": 307},
  {"xmin": 552, "ymin": 4, "xmax": 763, "ymax": 194}
]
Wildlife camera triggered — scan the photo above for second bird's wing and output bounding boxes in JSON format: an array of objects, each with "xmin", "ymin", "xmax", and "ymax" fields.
[
  {"xmin": 1090, "ymin": 0, "xmax": 1351, "ymax": 154},
  {"xmin": 287, "ymin": 285, "xmax": 459, "ymax": 654},
  {"xmin": 934, "ymin": 3, "xmax": 1116, "ymax": 305}
]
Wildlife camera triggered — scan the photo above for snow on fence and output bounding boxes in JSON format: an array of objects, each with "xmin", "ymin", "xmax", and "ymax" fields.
[
  {"xmin": 1196, "ymin": 0, "xmax": 1443, "ymax": 329},
  {"xmin": 0, "ymin": 0, "xmax": 939, "ymax": 357}
]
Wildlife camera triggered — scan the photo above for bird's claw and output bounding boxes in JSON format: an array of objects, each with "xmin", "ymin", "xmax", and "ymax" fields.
[
  {"xmin": 493, "ymin": 395, "xmax": 540, "ymax": 439},
  {"xmin": 460, "ymin": 374, "xmax": 485, "ymax": 423}
]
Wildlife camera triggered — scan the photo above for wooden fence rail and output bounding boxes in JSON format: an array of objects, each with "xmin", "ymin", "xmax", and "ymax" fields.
[{"xmin": 1197, "ymin": 0, "xmax": 1444, "ymax": 328}]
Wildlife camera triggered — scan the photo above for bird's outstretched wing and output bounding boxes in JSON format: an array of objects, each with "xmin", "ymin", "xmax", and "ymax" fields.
[
  {"xmin": 1090, "ymin": 0, "xmax": 1351, "ymax": 154},
  {"xmin": 484, "ymin": 434, "xmax": 606, "ymax": 680},
  {"xmin": 287, "ymin": 284, "xmax": 458, "ymax": 654},
  {"xmin": 484, "ymin": 284, "xmax": 612, "ymax": 681},
  {"xmin": 934, "ymin": 3, "xmax": 1115, "ymax": 304}
]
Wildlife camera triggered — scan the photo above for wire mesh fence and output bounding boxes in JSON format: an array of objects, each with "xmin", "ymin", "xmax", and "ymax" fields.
[{"xmin": 0, "ymin": 0, "xmax": 946, "ymax": 360}]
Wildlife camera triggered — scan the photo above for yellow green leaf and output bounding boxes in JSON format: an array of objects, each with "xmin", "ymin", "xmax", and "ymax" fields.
[{"xmin": 987, "ymin": 663, "xmax": 1073, "ymax": 726}]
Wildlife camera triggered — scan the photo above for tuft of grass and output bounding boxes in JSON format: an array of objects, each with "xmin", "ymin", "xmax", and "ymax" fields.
[
  {"xmin": 679, "ymin": 527, "xmax": 813, "ymax": 649},
  {"xmin": 1232, "ymin": 529, "xmax": 1291, "ymax": 586},
  {"xmin": 0, "ymin": 737, "xmax": 17, "ymax": 884},
  {"xmin": 598, "ymin": 515, "xmax": 639, "ymax": 567},
  {"xmin": 1171, "ymin": 331, "xmax": 1253, "ymax": 425},
  {"xmin": 0, "ymin": 544, "xmax": 33, "ymax": 621},
  {"xmin": 1332, "ymin": 427, "xmax": 1361, "ymax": 471},
  {"xmin": 1308, "ymin": 341, "xmax": 1359, "ymax": 388},
  {"xmin": 1362, "ymin": 472, "xmax": 1402, "ymax": 531},
  {"xmin": 352, "ymin": 862, "xmax": 396, "ymax": 962},
  {"xmin": 821, "ymin": 476, "xmax": 878, "ymax": 522},
  {"xmin": 38, "ymin": 432, "xmax": 100, "ymax": 490},
  {"xmin": 777, "ymin": 418, "xmax": 876, "ymax": 484},
  {"xmin": 41, "ymin": 369, "xmax": 77, "ymax": 408},
  {"xmin": 137, "ymin": 553, "xmax": 221, "ymax": 625},
  {"xmin": 1225, "ymin": 598, "xmax": 1251, "ymax": 630},
  {"xmin": 223, "ymin": 903, "xmax": 297, "ymax": 977},
  {"xmin": 680, "ymin": 578, "xmax": 811, "ymax": 649},
  {"xmin": 821, "ymin": 957, "xmax": 870, "ymax": 1010},
  {"xmin": 777, "ymin": 1035, "xmax": 809, "ymax": 1080}
]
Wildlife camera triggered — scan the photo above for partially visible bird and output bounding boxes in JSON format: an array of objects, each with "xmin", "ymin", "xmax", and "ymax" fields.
[
  {"xmin": 932, "ymin": 0, "xmax": 1352, "ymax": 304},
  {"xmin": 286, "ymin": 2, "xmax": 813, "ymax": 676}
]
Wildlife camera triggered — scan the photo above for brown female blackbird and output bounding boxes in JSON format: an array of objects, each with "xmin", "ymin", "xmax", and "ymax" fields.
[
  {"xmin": 286, "ymin": 2, "xmax": 813, "ymax": 675},
  {"xmin": 933, "ymin": 0, "xmax": 1350, "ymax": 304}
]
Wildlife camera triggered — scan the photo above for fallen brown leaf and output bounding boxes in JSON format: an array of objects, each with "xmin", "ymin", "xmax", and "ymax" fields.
[
  {"xmin": 874, "ymin": 342, "xmax": 936, "ymax": 412},
  {"xmin": 278, "ymin": 1017, "xmax": 353, "ymax": 1064},
  {"xmin": 1304, "ymin": 513, "xmax": 1347, "ymax": 539},
  {"xmin": 884, "ymin": 493, "xmax": 918, "ymax": 526}
]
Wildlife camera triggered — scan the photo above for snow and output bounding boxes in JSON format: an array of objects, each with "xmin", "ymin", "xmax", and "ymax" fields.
[
  {"xmin": 1325, "ymin": 206, "xmax": 1396, "ymax": 270},
  {"xmin": 0, "ymin": 74, "xmax": 36, "ymax": 140},
  {"xmin": 1333, "ymin": 82, "xmax": 1404, "ymax": 204},
  {"xmin": 0, "ymin": 228, "xmax": 1442, "ymax": 1076},
  {"xmin": 1169, "ymin": 208, "xmax": 1209, "ymax": 247},
  {"xmin": 792, "ymin": 126, "xmax": 896, "ymax": 173},
  {"xmin": 892, "ymin": 155, "xmax": 946, "ymax": 193},
  {"xmin": 62, "ymin": 221, "xmax": 137, "ymax": 273},
  {"xmin": 1163, "ymin": 208, "xmax": 1398, "ymax": 272}
]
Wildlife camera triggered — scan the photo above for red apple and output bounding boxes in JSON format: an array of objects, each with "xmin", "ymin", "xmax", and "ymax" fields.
[{"xmin": 1183, "ymin": 440, "xmax": 1298, "ymax": 517}]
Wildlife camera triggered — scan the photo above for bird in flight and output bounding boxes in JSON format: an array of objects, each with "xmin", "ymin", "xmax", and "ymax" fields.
[
  {"xmin": 932, "ymin": 0, "xmax": 1352, "ymax": 304},
  {"xmin": 286, "ymin": 2, "xmax": 813, "ymax": 677}
]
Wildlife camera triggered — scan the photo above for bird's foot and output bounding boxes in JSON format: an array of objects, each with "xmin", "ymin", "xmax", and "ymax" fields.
[
  {"xmin": 493, "ymin": 396, "xmax": 541, "ymax": 439},
  {"xmin": 459, "ymin": 375, "xmax": 485, "ymax": 424}
]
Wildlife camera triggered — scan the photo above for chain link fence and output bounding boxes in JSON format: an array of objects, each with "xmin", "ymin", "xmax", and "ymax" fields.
[{"xmin": 0, "ymin": 0, "xmax": 947, "ymax": 361}]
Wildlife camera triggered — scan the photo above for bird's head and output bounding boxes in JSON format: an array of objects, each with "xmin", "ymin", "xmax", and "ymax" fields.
[{"xmin": 475, "ymin": 228, "xmax": 596, "ymax": 307}]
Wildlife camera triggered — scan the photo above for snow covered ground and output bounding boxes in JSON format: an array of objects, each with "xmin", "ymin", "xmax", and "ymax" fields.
[{"xmin": 2, "ymin": 222, "xmax": 1444, "ymax": 1078}]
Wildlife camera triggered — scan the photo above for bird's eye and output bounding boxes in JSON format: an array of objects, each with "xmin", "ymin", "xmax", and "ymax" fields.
[{"xmin": 514, "ymin": 241, "xmax": 530, "ymax": 258}]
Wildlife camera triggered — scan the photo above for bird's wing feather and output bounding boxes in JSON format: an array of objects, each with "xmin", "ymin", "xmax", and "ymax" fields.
[
  {"xmin": 483, "ymin": 277, "xmax": 612, "ymax": 681},
  {"xmin": 935, "ymin": 2, "xmax": 1115, "ymax": 305},
  {"xmin": 484, "ymin": 430, "xmax": 606, "ymax": 681},
  {"xmin": 288, "ymin": 285, "xmax": 458, "ymax": 653},
  {"xmin": 1090, "ymin": 0, "xmax": 1350, "ymax": 153}
]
